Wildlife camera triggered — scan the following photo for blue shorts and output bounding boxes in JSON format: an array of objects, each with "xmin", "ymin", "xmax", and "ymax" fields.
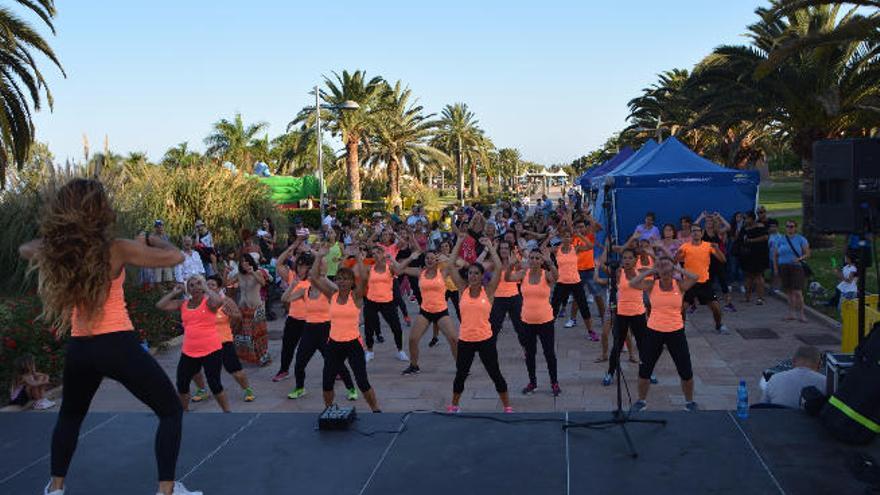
[{"xmin": 578, "ymin": 270, "xmax": 606, "ymax": 297}]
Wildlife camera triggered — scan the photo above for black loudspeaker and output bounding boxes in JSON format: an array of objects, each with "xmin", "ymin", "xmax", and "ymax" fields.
[{"xmin": 813, "ymin": 139, "xmax": 880, "ymax": 234}]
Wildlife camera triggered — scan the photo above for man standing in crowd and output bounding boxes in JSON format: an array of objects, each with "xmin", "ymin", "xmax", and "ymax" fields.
[
  {"xmin": 174, "ymin": 235, "xmax": 205, "ymax": 284},
  {"xmin": 194, "ymin": 219, "xmax": 215, "ymax": 276},
  {"xmin": 634, "ymin": 212, "xmax": 661, "ymax": 241}
]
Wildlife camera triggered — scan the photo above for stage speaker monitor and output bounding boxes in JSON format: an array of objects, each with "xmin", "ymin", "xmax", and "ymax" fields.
[{"xmin": 813, "ymin": 138, "xmax": 880, "ymax": 234}]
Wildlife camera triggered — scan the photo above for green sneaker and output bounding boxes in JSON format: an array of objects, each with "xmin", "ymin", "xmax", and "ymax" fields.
[
  {"xmin": 346, "ymin": 388, "xmax": 358, "ymax": 401},
  {"xmin": 191, "ymin": 388, "xmax": 209, "ymax": 403},
  {"xmin": 243, "ymin": 387, "xmax": 256, "ymax": 402},
  {"xmin": 287, "ymin": 388, "xmax": 306, "ymax": 399}
]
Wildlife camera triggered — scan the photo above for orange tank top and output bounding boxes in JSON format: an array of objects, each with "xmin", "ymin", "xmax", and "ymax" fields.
[
  {"xmin": 520, "ymin": 270, "xmax": 553, "ymax": 324},
  {"xmin": 71, "ymin": 271, "xmax": 134, "ymax": 337},
  {"xmin": 556, "ymin": 246, "xmax": 580, "ymax": 284},
  {"xmin": 288, "ymin": 279, "xmax": 310, "ymax": 320},
  {"xmin": 181, "ymin": 298, "xmax": 222, "ymax": 357},
  {"xmin": 617, "ymin": 269, "xmax": 646, "ymax": 316},
  {"xmin": 419, "ymin": 269, "xmax": 447, "ymax": 313},
  {"xmin": 495, "ymin": 261, "xmax": 520, "ymax": 298},
  {"xmin": 329, "ymin": 293, "xmax": 361, "ymax": 342},
  {"xmin": 215, "ymin": 299, "xmax": 233, "ymax": 343},
  {"xmin": 647, "ymin": 280, "xmax": 684, "ymax": 332},
  {"xmin": 305, "ymin": 288, "xmax": 331, "ymax": 324},
  {"xmin": 367, "ymin": 265, "xmax": 393, "ymax": 303},
  {"xmin": 459, "ymin": 287, "xmax": 492, "ymax": 342}
]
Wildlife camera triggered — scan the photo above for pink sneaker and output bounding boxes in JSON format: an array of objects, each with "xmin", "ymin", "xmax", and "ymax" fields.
[
  {"xmin": 587, "ymin": 330, "xmax": 599, "ymax": 342},
  {"xmin": 503, "ymin": 406, "xmax": 514, "ymax": 413},
  {"xmin": 272, "ymin": 371, "xmax": 289, "ymax": 382},
  {"xmin": 446, "ymin": 405, "xmax": 461, "ymax": 413}
]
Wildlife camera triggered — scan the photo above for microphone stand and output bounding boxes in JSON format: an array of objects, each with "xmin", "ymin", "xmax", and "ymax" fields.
[{"xmin": 563, "ymin": 182, "xmax": 666, "ymax": 458}]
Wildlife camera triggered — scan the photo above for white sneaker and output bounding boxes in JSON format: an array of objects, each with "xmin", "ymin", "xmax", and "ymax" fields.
[
  {"xmin": 33, "ymin": 398, "xmax": 56, "ymax": 410},
  {"xmin": 563, "ymin": 319, "xmax": 577, "ymax": 328},
  {"xmin": 45, "ymin": 481, "xmax": 63, "ymax": 495},
  {"xmin": 365, "ymin": 351, "xmax": 375, "ymax": 363},
  {"xmin": 396, "ymin": 350, "xmax": 409, "ymax": 362},
  {"xmin": 156, "ymin": 481, "xmax": 203, "ymax": 495},
  {"xmin": 587, "ymin": 295, "xmax": 595, "ymax": 304}
]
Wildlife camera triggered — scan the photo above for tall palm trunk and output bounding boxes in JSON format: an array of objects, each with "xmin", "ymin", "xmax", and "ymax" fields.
[
  {"xmin": 389, "ymin": 155, "xmax": 402, "ymax": 209},
  {"xmin": 347, "ymin": 137, "xmax": 361, "ymax": 210},
  {"xmin": 469, "ymin": 158, "xmax": 478, "ymax": 198},
  {"xmin": 456, "ymin": 136, "xmax": 464, "ymax": 201}
]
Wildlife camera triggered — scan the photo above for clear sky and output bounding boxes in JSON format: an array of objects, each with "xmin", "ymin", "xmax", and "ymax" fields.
[{"xmin": 31, "ymin": 1, "xmax": 761, "ymax": 166}]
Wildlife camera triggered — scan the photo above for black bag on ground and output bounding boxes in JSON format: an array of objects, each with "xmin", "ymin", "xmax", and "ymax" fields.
[{"xmin": 820, "ymin": 323, "xmax": 880, "ymax": 445}]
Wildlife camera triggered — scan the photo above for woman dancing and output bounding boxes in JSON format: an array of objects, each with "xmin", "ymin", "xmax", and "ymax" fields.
[
  {"xmin": 362, "ymin": 243, "xmax": 419, "ymax": 362},
  {"xmin": 156, "ymin": 276, "xmax": 231, "ymax": 413},
  {"xmin": 20, "ymin": 178, "xmax": 199, "ymax": 495},
  {"xmin": 272, "ymin": 253, "xmax": 313, "ymax": 382},
  {"xmin": 309, "ymin": 248, "xmax": 381, "ymax": 411},
  {"xmin": 446, "ymin": 235, "xmax": 512, "ymax": 412}
]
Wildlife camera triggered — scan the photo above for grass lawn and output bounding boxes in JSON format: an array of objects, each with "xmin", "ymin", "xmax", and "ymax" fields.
[{"xmin": 760, "ymin": 177, "xmax": 802, "ymax": 212}]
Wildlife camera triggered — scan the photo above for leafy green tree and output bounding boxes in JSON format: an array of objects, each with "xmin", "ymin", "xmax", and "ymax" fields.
[
  {"xmin": 161, "ymin": 142, "xmax": 202, "ymax": 168},
  {"xmin": 369, "ymin": 81, "xmax": 447, "ymax": 208},
  {"xmin": 292, "ymin": 70, "xmax": 386, "ymax": 209},
  {"xmin": 432, "ymin": 103, "xmax": 484, "ymax": 200},
  {"xmin": 0, "ymin": 0, "xmax": 64, "ymax": 187},
  {"xmin": 204, "ymin": 113, "xmax": 268, "ymax": 171},
  {"xmin": 689, "ymin": 3, "xmax": 880, "ymax": 242}
]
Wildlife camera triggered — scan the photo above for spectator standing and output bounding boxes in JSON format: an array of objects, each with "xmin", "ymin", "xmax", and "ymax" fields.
[
  {"xmin": 194, "ymin": 219, "xmax": 215, "ymax": 276},
  {"xmin": 773, "ymin": 220, "xmax": 810, "ymax": 322},
  {"xmin": 634, "ymin": 212, "xmax": 661, "ymax": 242},
  {"xmin": 323, "ymin": 206, "xmax": 338, "ymax": 230},
  {"xmin": 174, "ymin": 236, "xmax": 206, "ymax": 284}
]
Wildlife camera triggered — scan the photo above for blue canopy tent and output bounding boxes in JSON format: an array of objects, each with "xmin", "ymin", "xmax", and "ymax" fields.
[
  {"xmin": 589, "ymin": 140, "xmax": 658, "ymax": 191},
  {"xmin": 593, "ymin": 136, "xmax": 760, "ymax": 245},
  {"xmin": 577, "ymin": 147, "xmax": 634, "ymax": 190}
]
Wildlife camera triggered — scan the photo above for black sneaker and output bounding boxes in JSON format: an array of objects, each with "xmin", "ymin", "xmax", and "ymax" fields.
[
  {"xmin": 401, "ymin": 364, "xmax": 420, "ymax": 375},
  {"xmin": 521, "ymin": 382, "xmax": 537, "ymax": 395},
  {"xmin": 630, "ymin": 400, "xmax": 647, "ymax": 413},
  {"xmin": 376, "ymin": 334, "xmax": 386, "ymax": 344},
  {"xmin": 428, "ymin": 336, "xmax": 439, "ymax": 347}
]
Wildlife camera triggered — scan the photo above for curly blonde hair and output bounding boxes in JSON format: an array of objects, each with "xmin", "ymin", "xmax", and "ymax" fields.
[{"xmin": 30, "ymin": 178, "xmax": 116, "ymax": 330}]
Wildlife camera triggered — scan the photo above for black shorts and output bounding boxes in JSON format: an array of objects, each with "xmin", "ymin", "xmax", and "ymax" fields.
[
  {"xmin": 221, "ymin": 341, "xmax": 243, "ymax": 374},
  {"xmin": 420, "ymin": 309, "xmax": 449, "ymax": 323},
  {"xmin": 684, "ymin": 282, "xmax": 716, "ymax": 305}
]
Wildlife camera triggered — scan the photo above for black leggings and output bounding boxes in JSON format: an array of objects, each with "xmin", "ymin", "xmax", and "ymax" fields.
[
  {"xmin": 551, "ymin": 282, "xmax": 591, "ymax": 320},
  {"xmin": 364, "ymin": 298, "xmax": 403, "ymax": 350},
  {"xmin": 278, "ymin": 316, "xmax": 305, "ymax": 374},
  {"xmin": 392, "ymin": 276, "xmax": 409, "ymax": 318},
  {"xmin": 322, "ymin": 339, "xmax": 371, "ymax": 392},
  {"xmin": 490, "ymin": 295, "xmax": 525, "ymax": 345},
  {"xmin": 445, "ymin": 290, "xmax": 460, "ymax": 320},
  {"xmin": 454, "ymin": 337, "xmax": 508, "ymax": 394},
  {"xmin": 607, "ymin": 313, "xmax": 648, "ymax": 376},
  {"xmin": 521, "ymin": 321, "xmax": 558, "ymax": 385},
  {"xmin": 407, "ymin": 274, "xmax": 423, "ymax": 305},
  {"xmin": 177, "ymin": 350, "xmax": 223, "ymax": 395},
  {"xmin": 52, "ymin": 331, "xmax": 182, "ymax": 481},
  {"xmin": 294, "ymin": 322, "xmax": 354, "ymax": 390},
  {"xmin": 638, "ymin": 328, "xmax": 693, "ymax": 381}
]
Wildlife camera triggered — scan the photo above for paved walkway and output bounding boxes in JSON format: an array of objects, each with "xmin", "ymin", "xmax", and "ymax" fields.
[{"xmin": 70, "ymin": 290, "xmax": 841, "ymax": 414}]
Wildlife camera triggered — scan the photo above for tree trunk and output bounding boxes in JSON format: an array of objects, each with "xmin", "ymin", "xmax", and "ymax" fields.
[
  {"xmin": 456, "ymin": 137, "xmax": 464, "ymax": 201},
  {"xmin": 389, "ymin": 155, "xmax": 402, "ymax": 209},
  {"xmin": 487, "ymin": 173, "xmax": 494, "ymax": 195},
  {"xmin": 469, "ymin": 159, "xmax": 478, "ymax": 198},
  {"xmin": 346, "ymin": 137, "xmax": 361, "ymax": 210}
]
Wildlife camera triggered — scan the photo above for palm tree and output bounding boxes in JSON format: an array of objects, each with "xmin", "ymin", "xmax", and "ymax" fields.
[
  {"xmin": 204, "ymin": 113, "xmax": 268, "ymax": 171},
  {"xmin": 497, "ymin": 148, "xmax": 522, "ymax": 189},
  {"xmin": 0, "ymin": 0, "xmax": 64, "ymax": 187},
  {"xmin": 432, "ymin": 103, "xmax": 483, "ymax": 200},
  {"xmin": 369, "ymin": 81, "xmax": 447, "ymax": 208},
  {"xmin": 269, "ymin": 128, "xmax": 336, "ymax": 177},
  {"xmin": 689, "ymin": 3, "xmax": 880, "ymax": 242},
  {"xmin": 161, "ymin": 142, "xmax": 202, "ymax": 168},
  {"xmin": 291, "ymin": 70, "xmax": 386, "ymax": 210},
  {"xmin": 467, "ymin": 133, "xmax": 494, "ymax": 197}
]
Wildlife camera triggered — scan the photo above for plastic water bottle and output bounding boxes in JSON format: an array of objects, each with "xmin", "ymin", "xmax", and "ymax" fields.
[{"xmin": 737, "ymin": 380, "xmax": 749, "ymax": 419}]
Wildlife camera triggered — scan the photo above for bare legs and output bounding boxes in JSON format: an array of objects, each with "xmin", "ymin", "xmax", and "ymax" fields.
[{"xmin": 408, "ymin": 315, "xmax": 457, "ymax": 368}]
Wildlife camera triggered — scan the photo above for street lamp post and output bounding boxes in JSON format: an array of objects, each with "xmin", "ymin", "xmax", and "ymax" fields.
[{"xmin": 311, "ymin": 86, "xmax": 359, "ymax": 222}]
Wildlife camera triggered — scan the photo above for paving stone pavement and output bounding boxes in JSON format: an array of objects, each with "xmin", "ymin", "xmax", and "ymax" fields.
[{"xmin": 61, "ymin": 289, "xmax": 841, "ymax": 414}]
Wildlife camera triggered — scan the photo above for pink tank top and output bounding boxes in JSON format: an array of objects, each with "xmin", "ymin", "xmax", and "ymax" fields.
[
  {"xmin": 71, "ymin": 271, "xmax": 134, "ymax": 337},
  {"xmin": 181, "ymin": 297, "xmax": 222, "ymax": 357}
]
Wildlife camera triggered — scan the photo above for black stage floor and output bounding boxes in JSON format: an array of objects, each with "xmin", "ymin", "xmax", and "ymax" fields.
[{"xmin": 1, "ymin": 410, "xmax": 877, "ymax": 494}]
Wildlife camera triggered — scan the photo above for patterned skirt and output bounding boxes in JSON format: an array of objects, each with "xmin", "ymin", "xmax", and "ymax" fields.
[{"xmin": 235, "ymin": 304, "xmax": 271, "ymax": 366}]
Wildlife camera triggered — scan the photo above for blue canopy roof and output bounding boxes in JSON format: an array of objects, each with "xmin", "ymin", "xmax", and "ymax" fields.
[
  {"xmin": 593, "ymin": 136, "xmax": 760, "ymax": 245},
  {"xmin": 577, "ymin": 147, "xmax": 634, "ymax": 189},
  {"xmin": 589, "ymin": 140, "xmax": 657, "ymax": 189}
]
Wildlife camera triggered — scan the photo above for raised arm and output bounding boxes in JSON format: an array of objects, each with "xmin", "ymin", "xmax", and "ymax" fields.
[
  {"xmin": 220, "ymin": 297, "xmax": 242, "ymax": 320},
  {"xmin": 447, "ymin": 231, "xmax": 469, "ymax": 291},
  {"xmin": 281, "ymin": 281, "xmax": 307, "ymax": 304},
  {"xmin": 627, "ymin": 268, "xmax": 656, "ymax": 291},
  {"xmin": 484, "ymin": 238, "xmax": 503, "ymax": 297},
  {"xmin": 675, "ymin": 264, "xmax": 700, "ymax": 292},
  {"xmin": 541, "ymin": 247, "xmax": 558, "ymax": 285},
  {"xmin": 156, "ymin": 285, "xmax": 185, "ymax": 312},
  {"xmin": 308, "ymin": 247, "xmax": 339, "ymax": 298},
  {"xmin": 204, "ymin": 286, "xmax": 224, "ymax": 312}
]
